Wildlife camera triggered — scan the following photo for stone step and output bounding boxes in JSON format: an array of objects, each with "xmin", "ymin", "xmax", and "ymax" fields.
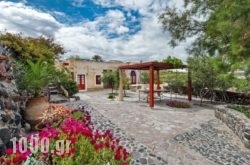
[{"xmin": 49, "ymin": 89, "xmax": 59, "ymax": 94}]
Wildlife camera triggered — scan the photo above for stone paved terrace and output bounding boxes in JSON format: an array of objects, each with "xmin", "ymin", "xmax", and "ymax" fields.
[{"xmin": 75, "ymin": 90, "xmax": 250, "ymax": 165}]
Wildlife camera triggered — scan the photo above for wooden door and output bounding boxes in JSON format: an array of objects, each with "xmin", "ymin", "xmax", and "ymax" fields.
[{"xmin": 77, "ymin": 74, "xmax": 85, "ymax": 90}]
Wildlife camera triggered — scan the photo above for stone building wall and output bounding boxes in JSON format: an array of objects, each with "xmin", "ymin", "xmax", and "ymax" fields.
[
  {"xmin": 0, "ymin": 46, "xmax": 29, "ymax": 156},
  {"xmin": 215, "ymin": 105, "xmax": 250, "ymax": 148},
  {"xmin": 61, "ymin": 59, "xmax": 141, "ymax": 91}
]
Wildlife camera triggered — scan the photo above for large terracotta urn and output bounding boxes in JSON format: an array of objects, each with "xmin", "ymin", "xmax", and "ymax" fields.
[{"xmin": 24, "ymin": 96, "xmax": 50, "ymax": 130}]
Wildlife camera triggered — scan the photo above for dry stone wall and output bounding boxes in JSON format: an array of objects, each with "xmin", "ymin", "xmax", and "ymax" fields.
[
  {"xmin": 215, "ymin": 105, "xmax": 250, "ymax": 148},
  {"xmin": 0, "ymin": 45, "xmax": 30, "ymax": 156}
]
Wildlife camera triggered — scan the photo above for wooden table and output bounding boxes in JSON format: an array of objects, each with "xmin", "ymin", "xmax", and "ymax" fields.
[{"xmin": 138, "ymin": 89, "xmax": 168, "ymax": 102}]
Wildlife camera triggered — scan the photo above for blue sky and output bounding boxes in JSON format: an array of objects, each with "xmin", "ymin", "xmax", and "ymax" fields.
[{"xmin": 0, "ymin": 0, "xmax": 190, "ymax": 62}]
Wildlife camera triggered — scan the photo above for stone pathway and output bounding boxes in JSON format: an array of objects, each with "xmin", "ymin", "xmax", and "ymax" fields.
[
  {"xmin": 63, "ymin": 101, "xmax": 168, "ymax": 165},
  {"xmin": 174, "ymin": 120, "xmax": 250, "ymax": 165},
  {"xmin": 74, "ymin": 90, "xmax": 250, "ymax": 165}
]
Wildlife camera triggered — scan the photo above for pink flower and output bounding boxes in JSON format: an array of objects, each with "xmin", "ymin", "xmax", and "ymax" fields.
[
  {"xmin": 5, "ymin": 148, "xmax": 13, "ymax": 155},
  {"xmin": 114, "ymin": 151, "xmax": 122, "ymax": 160}
]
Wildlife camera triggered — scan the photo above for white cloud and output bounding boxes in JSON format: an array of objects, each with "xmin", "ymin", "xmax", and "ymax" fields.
[
  {"xmin": 0, "ymin": 1, "xmax": 61, "ymax": 37},
  {"xmin": 116, "ymin": 26, "xmax": 129, "ymax": 34},
  {"xmin": 83, "ymin": 10, "xmax": 129, "ymax": 37},
  {"xmin": 93, "ymin": 0, "xmax": 168, "ymax": 15},
  {"xmin": 0, "ymin": 1, "xmax": 191, "ymax": 62}
]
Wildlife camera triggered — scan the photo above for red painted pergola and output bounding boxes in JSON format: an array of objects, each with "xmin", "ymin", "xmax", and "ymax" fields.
[{"xmin": 118, "ymin": 61, "xmax": 192, "ymax": 108}]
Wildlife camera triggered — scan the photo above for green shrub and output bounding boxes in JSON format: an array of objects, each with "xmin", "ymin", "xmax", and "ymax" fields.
[
  {"xmin": 52, "ymin": 70, "xmax": 78, "ymax": 97},
  {"xmin": 59, "ymin": 79, "xmax": 78, "ymax": 97},
  {"xmin": 108, "ymin": 93, "xmax": 115, "ymax": 99}
]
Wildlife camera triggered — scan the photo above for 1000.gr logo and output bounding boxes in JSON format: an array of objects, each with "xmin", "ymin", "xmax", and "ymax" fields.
[{"xmin": 10, "ymin": 135, "xmax": 71, "ymax": 155}]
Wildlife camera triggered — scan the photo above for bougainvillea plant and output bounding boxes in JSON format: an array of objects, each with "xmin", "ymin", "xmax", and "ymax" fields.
[{"xmin": 1, "ymin": 105, "xmax": 131, "ymax": 165}]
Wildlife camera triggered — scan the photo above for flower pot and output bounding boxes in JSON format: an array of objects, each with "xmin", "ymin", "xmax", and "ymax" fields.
[{"xmin": 24, "ymin": 96, "xmax": 50, "ymax": 130}]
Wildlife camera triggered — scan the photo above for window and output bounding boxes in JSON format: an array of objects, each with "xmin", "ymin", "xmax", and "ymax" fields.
[
  {"xmin": 96, "ymin": 75, "xmax": 101, "ymax": 85},
  {"xmin": 130, "ymin": 71, "xmax": 136, "ymax": 84}
]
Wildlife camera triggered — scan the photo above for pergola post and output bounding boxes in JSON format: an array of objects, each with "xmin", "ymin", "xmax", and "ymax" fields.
[
  {"xmin": 118, "ymin": 69, "xmax": 124, "ymax": 101},
  {"xmin": 149, "ymin": 66, "xmax": 154, "ymax": 108},
  {"xmin": 156, "ymin": 70, "xmax": 161, "ymax": 96},
  {"xmin": 187, "ymin": 67, "xmax": 192, "ymax": 101}
]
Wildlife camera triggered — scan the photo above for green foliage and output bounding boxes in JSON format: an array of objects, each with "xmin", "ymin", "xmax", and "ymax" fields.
[
  {"xmin": 108, "ymin": 93, "xmax": 116, "ymax": 99},
  {"xmin": 188, "ymin": 55, "xmax": 231, "ymax": 103},
  {"xmin": 0, "ymin": 32, "xmax": 64, "ymax": 63},
  {"xmin": 11, "ymin": 58, "xmax": 28, "ymax": 91},
  {"xmin": 140, "ymin": 72, "xmax": 149, "ymax": 84},
  {"xmin": 227, "ymin": 105, "xmax": 250, "ymax": 118},
  {"xmin": 162, "ymin": 56, "xmax": 185, "ymax": 91},
  {"xmin": 52, "ymin": 135, "xmax": 115, "ymax": 165},
  {"xmin": 92, "ymin": 55, "xmax": 104, "ymax": 62},
  {"xmin": 122, "ymin": 76, "xmax": 130, "ymax": 90},
  {"xmin": 102, "ymin": 70, "xmax": 119, "ymax": 93},
  {"xmin": 12, "ymin": 59, "xmax": 78, "ymax": 97},
  {"xmin": 162, "ymin": 56, "xmax": 183, "ymax": 67},
  {"xmin": 24, "ymin": 59, "xmax": 54, "ymax": 96},
  {"xmin": 52, "ymin": 70, "xmax": 78, "ymax": 97},
  {"xmin": 61, "ymin": 79, "xmax": 78, "ymax": 97},
  {"xmin": 232, "ymin": 78, "xmax": 250, "ymax": 93},
  {"xmin": 67, "ymin": 55, "xmax": 86, "ymax": 60},
  {"xmin": 1, "ymin": 32, "xmax": 79, "ymax": 97},
  {"xmin": 160, "ymin": 71, "xmax": 187, "ymax": 87},
  {"xmin": 140, "ymin": 71, "xmax": 186, "ymax": 86},
  {"xmin": 159, "ymin": 0, "xmax": 250, "ymax": 75},
  {"xmin": 71, "ymin": 111, "xmax": 85, "ymax": 120}
]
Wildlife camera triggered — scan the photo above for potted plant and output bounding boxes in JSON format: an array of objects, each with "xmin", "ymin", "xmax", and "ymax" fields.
[
  {"xmin": 23, "ymin": 59, "xmax": 55, "ymax": 128},
  {"xmin": 24, "ymin": 59, "xmax": 54, "ymax": 97}
]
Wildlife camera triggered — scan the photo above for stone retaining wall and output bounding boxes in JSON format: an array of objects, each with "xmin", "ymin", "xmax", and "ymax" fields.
[
  {"xmin": 0, "ymin": 45, "xmax": 30, "ymax": 156},
  {"xmin": 215, "ymin": 105, "xmax": 250, "ymax": 148}
]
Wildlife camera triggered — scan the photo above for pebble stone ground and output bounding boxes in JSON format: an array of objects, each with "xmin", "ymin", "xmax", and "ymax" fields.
[{"xmin": 69, "ymin": 90, "xmax": 250, "ymax": 165}]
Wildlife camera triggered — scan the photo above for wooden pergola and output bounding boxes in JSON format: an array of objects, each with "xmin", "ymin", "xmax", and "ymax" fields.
[{"xmin": 118, "ymin": 61, "xmax": 192, "ymax": 108}]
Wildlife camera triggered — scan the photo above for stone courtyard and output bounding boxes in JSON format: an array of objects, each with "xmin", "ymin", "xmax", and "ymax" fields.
[{"xmin": 74, "ymin": 89, "xmax": 250, "ymax": 165}]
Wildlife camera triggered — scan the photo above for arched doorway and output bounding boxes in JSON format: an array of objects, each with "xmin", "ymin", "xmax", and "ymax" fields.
[{"xmin": 130, "ymin": 70, "xmax": 136, "ymax": 84}]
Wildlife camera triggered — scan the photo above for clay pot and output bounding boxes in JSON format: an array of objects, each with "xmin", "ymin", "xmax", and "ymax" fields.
[{"xmin": 24, "ymin": 96, "xmax": 49, "ymax": 130}]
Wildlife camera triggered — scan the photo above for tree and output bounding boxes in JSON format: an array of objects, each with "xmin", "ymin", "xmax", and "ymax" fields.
[
  {"xmin": 140, "ymin": 72, "xmax": 149, "ymax": 84},
  {"xmin": 102, "ymin": 70, "xmax": 119, "ymax": 94},
  {"xmin": 159, "ymin": 0, "xmax": 250, "ymax": 74},
  {"xmin": 0, "ymin": 32, "xmax": 64, "ymax": 63},
  {"xmin": 188, "ymin": 55, "xmax": 234, "ymax": 104},
  {"xmin": 162, "ymin": 56, "xmax": 183, "ymax": 67},
  {"xmin": 92, "ymin": 55, "xmax": 104, "ymax": 62},
  {"xmin": 162, "ymin": 56, "xmax": 184, "ymax": 95}
]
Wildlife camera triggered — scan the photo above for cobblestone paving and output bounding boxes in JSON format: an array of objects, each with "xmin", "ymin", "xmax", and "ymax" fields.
[
  {"xmin": 174, "ymin": 119, "xmax": 250, "ymax": 165},
  {"xmin": 69, "ymin": 90, "xmax": 250, "ymax": 165},
  {"xmin": 63, "ymin": 101, "xmax": 168, "ymax": 165}
]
